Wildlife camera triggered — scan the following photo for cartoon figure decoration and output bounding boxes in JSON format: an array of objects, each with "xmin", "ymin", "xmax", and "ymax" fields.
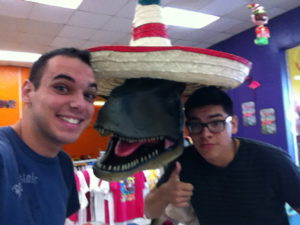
[
  {"xmin": 247, "ymin": 3, "xmax": 270, "ymax": 45},
  {"xmin": 120, "ymin": 176, "xmax": 135, "ymax": 202}
]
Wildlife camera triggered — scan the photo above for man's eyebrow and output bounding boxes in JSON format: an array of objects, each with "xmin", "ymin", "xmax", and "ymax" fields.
[
  {"xmin": 207, "ymin": 113, "xmax": 224, "ymax": 119},
  {"xmin": 188, "ymin": 113, "xmax": 224, "ymax": 121},
  {"xmin": 53, "ymin": 74, "xmax": 98, "ymax": 90},
  {"xmin": 53, "ymin": 74, "xmax": 75, "ymax": 82}
]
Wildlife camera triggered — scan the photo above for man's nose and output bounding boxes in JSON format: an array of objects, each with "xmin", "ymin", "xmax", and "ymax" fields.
[
  {"xmin": 69, "ymin": 93, "xmax": 86, "ymax": 110},
  {"xmin": 199, "ymin": 125, "xmax": 212, "ymax": 137}
]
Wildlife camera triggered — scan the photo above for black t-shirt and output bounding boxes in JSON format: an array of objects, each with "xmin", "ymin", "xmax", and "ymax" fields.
[{"xmin": 158, "ymin": 137, "xmax": 300, "ymax": 225}]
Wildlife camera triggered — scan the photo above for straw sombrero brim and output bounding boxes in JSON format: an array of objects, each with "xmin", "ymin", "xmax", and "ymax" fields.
[{"xmin": 89, "ymin": 45, "xmax": 252, "ymax": 96}]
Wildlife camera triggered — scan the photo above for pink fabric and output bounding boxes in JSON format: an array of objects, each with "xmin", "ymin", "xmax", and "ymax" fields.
[
  {"xmin": 109, "ymin": 171, "xmax": 145, "ymax": 222},
  {"xmin": 82, "ymin": 170, "xmax": 90, "ymax": 185},
  {"xmin": 74, "ymin": 172, "xmax": 80, "ymax": 191},
  {"xmin": 105, "ymin": 199, "xmax": 109, "ymax": 224},
  {"xmin": 68, "ymin": 173, "xmax": 79, "ymax": 222},
  {"xmin": 82, "ymin": 170, "xmax": 91, "ymax": 221},
  {"xmin": 162, "ymin": 220, "xmax": 173, "ymax": 225}
]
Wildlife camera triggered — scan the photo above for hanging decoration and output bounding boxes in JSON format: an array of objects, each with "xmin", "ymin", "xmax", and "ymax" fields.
[
  {"xmin": 245, "ymin": 75, "xmax": 260, "ymax": 89},
  {"xmin": 247, "ymin": 3, "xmax": 270, "ymax": 45}
]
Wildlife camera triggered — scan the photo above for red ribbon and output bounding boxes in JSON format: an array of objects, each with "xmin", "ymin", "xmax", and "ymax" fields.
[{"xmin": 132, "ymin": 23, "xmax": 169, "ymax": 40}]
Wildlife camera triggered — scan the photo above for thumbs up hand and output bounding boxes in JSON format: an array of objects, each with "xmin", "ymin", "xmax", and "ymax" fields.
[{"xmin": 161, "ymin": 162, "xmax": 194, "ymax": 208}]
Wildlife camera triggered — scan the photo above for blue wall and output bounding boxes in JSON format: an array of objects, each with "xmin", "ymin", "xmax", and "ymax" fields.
[{"xmin": 210, "ymin": 7, "xmax": 300, "ymax": 160}]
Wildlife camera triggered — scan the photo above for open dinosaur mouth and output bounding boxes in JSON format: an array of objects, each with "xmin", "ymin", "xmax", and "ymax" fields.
[
  {"xmin": 115, "ymin": 136, "xmax": 174, "ymax": 157},
  {"xmin": 93, "ymin": 131, "xmax": 182, "ymax": 181},
  {"xmin": 92, "ymin": 78, "xmax": 185, "ymax": 181}
]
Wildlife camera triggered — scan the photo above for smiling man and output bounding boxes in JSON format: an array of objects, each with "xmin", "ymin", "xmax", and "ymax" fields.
[
  {"xmin": 0, "ymin": 48, "xmax": 97, "ymax": 225},
  {"xmin": 145, "ymin": 86, "xmax": 300, "ymax": 225}
]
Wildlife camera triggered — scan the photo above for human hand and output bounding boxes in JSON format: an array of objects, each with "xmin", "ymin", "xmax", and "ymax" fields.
[
  {"xmin": 162, "ymin": 161, "xmax": 194, "ymax": 207},
  {"xmin": 165, "ymin": 203, "xmax": 199, "ymax": 224}
]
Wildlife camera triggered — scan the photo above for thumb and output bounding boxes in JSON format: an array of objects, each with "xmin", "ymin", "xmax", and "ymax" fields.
[{"xmin": 169, "ymin": 161, "xmax": 181, "ymax": 181}]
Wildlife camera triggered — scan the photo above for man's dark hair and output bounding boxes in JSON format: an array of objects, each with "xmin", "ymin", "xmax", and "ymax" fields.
[
  {"xmin": 29, "ymin": 47, "xmax": 92, "ymax": 89},
  {"xmin": 184, "ymin": 86, "xmax": 234, "ymax": 117}
]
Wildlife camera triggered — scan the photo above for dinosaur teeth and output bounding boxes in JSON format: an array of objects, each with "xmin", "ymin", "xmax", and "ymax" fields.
[
  {"xmin": 98, "ymin": 128, "xmax": 112, "ymax": 136},
  {"xmin": 119, "ymin": 136, "xmax": 139, "ymax": 143},
  {"xmin": 118, "ymin": 136, "xmax": 165, "ymax": 142},
  {"xmin": 99, "ymin": 128, "xmax": 105, "ymax": 135}
]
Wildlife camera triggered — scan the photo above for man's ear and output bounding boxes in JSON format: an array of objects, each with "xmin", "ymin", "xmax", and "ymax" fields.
[
  {"xmin": 231, "ymin": 115, "xmax": 239, "ymax": 134},
  {"xmin": 22, "ymin": 80, "xmax": 35, "ymax": 104}
]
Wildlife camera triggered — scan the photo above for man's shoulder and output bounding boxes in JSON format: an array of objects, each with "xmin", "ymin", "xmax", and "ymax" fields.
[
  {"xmin": 57, "ymin": 151, "xmax": 73, "ymax": 168},
  {"xmin": 239, "ymin": 137, "xmax": 284, "ymax": 151},
  {"xmin": 0, "ymin": 126, "xmax": 19, "ymax": 143},
  {"xmin": 238, "ymin": 137, "xmax": 290, "ymax": 161},
  {"xmin": 58, "ymin": 150, "xmax": 71, "ymax": 160},
  {"xmin": 0, "ymin": 127, "xmax": 15, "ymax": 152},
  {"xmin": 0, "ymin": 126, "xmax": 11, "ymax": 138},
  {"xmin": 0, "ymin": 127, "xmax": 18, "ymax": 172}
]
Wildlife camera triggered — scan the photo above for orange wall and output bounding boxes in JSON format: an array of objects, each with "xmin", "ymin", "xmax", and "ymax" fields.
[{"xmin": 0, "ymin": 66, "xmax": 29, "ymax": 126}]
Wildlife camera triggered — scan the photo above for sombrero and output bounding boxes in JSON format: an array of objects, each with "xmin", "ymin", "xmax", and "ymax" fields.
[{"xmin": 88, "ymin": 0, "xmax": 252, "ymax": 96}]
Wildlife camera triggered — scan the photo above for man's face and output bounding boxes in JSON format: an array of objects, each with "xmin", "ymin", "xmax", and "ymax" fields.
[
  {"xmin": 186, "ymin": 105, "xmax": 238, "ymax": 162},
  {"xmin": 23, "ymin": 55, "xmax": 97, "ymax": 145}
]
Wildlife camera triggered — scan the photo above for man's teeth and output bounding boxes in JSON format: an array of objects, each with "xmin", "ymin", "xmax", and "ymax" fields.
[{"xmin": 61, "ymin": 117, "xmax": 80, "ymax": 124}]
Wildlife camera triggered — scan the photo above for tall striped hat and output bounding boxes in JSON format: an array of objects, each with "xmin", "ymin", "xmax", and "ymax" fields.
[{"xmin": 89, "ymin": 0, "xmax": 252, "ymax": 96}]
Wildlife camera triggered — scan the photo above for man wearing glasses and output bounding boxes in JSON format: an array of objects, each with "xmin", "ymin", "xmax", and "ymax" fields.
[{"xmin": 145, "ymin": 86, "xmax": 300, "ymax": 225}]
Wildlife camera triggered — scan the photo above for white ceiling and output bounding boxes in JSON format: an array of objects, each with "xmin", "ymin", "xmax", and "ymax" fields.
[{"xmin": 0, "ymin": 0, "xmax": 299, "ymax": 65}]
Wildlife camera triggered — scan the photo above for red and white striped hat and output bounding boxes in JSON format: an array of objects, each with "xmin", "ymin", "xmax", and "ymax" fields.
[{"xmin": 89, "ymin": 0, "xmax": 252, "ymax": 96}]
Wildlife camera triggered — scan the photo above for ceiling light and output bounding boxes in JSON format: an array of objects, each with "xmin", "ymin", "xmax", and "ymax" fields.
[
  {"xmin": 93, "ymin": 101, "xmax": 105, "ymax": 106},
  {"xmin": 162, "ymin": 7, "xmax": 219, "ymax": 29},
  {"xmin": 24, "ymin": 0, "xmax": 83, "ymax": 9},
  {"xmin": 294, "ymin": 75, "xmax": 300, "ymax": 80},
  {"xmin": 0, "ymin": 50, "xmax": 41, "ymax": 63}
]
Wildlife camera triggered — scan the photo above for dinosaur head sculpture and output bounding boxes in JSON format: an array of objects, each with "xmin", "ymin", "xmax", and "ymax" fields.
[
  {"xmin": 93, "ymin": 78, "xmax": 185, "ymax": 180},
  {"xmin": 89, "ymin": 0, "xmax": 252, "ymax": 181}
]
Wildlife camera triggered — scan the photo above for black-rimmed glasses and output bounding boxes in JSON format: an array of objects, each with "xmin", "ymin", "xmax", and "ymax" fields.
[{"xmin": 186, "ymin": 116, "xmax": 232, "ymax": 134}]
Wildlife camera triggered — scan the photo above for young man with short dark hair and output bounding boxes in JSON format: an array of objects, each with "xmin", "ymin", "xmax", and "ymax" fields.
[
  {"xmin": 0, "ymin": 48, "xmax": 97, "ymax": 225},
  {"xmin": 145, "ymin": 86, "xmax": 300, "ymax": 225}
]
